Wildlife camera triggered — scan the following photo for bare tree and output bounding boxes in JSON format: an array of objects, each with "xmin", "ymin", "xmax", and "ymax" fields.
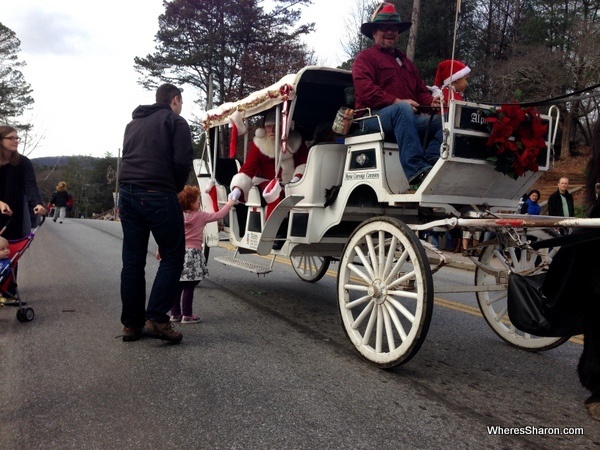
[
  {"xmin": 340, "ymin": 0, "xmax": 378, "ymax": 69},
  {"xmin": 406, "ymin": 0, "xmax": 421, "ymax": 60}
]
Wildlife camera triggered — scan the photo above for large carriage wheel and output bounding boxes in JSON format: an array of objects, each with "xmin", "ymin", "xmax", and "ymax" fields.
[
  {"xmin": 290, "ymin": 256, "xmax": 331, "ymax": 283},
  {"xmin": 337, "ymin": 217, "xmax": 434, "ymax": 368},
  {"xmin": 475, "ymin": 229, "xmax": 569, "ymax": 351}
]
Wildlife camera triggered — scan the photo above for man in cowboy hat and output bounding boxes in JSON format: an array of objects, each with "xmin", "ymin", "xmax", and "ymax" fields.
[{"xmin": 352, "ymin": 2, "xmax": 442, "ymax": 186}]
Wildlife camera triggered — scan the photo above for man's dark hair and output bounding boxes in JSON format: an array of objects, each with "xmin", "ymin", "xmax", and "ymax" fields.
[{"xmin": 156, "ymin": 83, "xmax": 182, "ymax": 104}]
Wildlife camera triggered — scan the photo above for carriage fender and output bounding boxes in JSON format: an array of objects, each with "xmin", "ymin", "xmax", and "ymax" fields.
[{"xmin": 255, "ymin": 195, "xmax": 303, "ymax": 255}]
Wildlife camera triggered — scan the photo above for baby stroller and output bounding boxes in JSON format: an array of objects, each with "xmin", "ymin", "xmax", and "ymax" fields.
[{"xmin": 0, "ymin": 218, "xmax": 44, "ymax": 322}]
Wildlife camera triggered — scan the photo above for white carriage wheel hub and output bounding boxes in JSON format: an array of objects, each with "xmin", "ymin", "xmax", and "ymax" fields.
[{"xmin": 368, "ymin": 280, "xmax": 387, "ymax": 304}]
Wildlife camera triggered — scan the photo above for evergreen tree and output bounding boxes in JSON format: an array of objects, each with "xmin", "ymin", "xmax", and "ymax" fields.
[
  {"xmin": 133, "ymin": 0, "xmax": 315, "ymax": 108},
  {"xmin": 0, "ymin": 23, "xmax": 34, "ymax": 129}
]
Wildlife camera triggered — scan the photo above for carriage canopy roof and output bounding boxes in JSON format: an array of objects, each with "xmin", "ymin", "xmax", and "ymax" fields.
[{"xmin": 201, "ymin": 66, "xmax": 353, "ymax": 130}]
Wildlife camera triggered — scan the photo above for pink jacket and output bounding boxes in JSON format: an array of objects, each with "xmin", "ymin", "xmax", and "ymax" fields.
[{"xmin": 183, "ymin": 202, "xmax": 232, "ymax": 250}]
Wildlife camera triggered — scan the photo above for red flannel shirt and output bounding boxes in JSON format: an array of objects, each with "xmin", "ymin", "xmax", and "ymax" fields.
[{"xmin": 352, "ymin": 45, "xmax": 433, "ymax": 110}]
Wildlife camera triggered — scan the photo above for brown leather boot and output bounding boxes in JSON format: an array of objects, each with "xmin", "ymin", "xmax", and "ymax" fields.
[{"xmin": 143, "ymin": 320, "xmax": 183, "ymax": 343}]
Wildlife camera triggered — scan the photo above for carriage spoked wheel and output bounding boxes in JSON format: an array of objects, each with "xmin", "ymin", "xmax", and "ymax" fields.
[
  {"xmin": 337, "ymin": 217, "xmax": 434, "ymax": 368},
  {"xmin": 475, "ymin": 229, "xmax": 569, "ymax": 351},
  {"xmin": 290, "ymin": 256, "xmax": 331, "ymax": 283}
]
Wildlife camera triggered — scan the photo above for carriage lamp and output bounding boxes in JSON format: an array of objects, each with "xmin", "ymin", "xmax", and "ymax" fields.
[{"xmin": 355, "ymin": 153, "xmax": 369, "ymax": 166}]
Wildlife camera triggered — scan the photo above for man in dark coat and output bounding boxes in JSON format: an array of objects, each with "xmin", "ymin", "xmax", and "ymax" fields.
[
  {"xmin": 118, "ymin": 83, "xmax": 193, "ymax": 343},
  {"xmin": 547, "ymin": 177, "xmax": 575, "ymax": 217}
]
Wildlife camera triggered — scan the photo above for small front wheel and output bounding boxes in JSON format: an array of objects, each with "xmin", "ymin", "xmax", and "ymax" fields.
[{"xmin": 290, "ymin": 256, "xmax": 331, "ymax": 282}]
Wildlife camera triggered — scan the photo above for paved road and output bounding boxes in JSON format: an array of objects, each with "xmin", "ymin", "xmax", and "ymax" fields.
[{"xmin": 1, "ymin": 219, "xmax": 598, "ymax": 449}]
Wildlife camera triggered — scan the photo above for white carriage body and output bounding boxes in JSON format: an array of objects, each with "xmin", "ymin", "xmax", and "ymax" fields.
[
  {"xmin": 194, "ymin": 66, "xmax": 600, "ymax": 367},
  {"xmin": 195, "ymin": 66, "xmax": 557, "ymax": 259}
]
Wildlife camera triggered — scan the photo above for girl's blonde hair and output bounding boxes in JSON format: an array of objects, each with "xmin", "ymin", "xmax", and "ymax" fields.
[{"xmin": 56, "ymin": 181, "xmax": 67, "ymax": 191}]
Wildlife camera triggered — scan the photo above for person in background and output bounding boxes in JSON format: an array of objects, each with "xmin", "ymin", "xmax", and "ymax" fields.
[
  {"xmin": 0, "ymin": 126, "xmax": 46, "ymax": 239},
  {"xmin": 420, "ymin": 229, "xmax": 439, "ymax": 249},
  {"xmin": 168, "ymin": 186, "xmax": 235, "ymax": 324},
  {"xmin": 461, "ymin": 230, "xmax": 481, "ymax": 256},
  {"xmin": 518, "ymin": 189, "xmax": 541, "ymax": 215},
  {"xmin": 547, "ymin": 177, "xmax": 574, "ymax": 217},
  {"xmin": 118, "ymin": 83, "xmax": 193, "ymax": 343},
  {"xmin": 51, "ymin": 181, "xmax": 70, "ymax": 223},
  {"xmin": 352, "ymin": 2, "xmax": 442, "ymax": 186}
]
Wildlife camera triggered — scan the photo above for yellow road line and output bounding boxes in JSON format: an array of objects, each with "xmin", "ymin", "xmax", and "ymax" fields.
[{"xmin": 215, "ymin": 243, "xmax": 583, "ymax": 345}]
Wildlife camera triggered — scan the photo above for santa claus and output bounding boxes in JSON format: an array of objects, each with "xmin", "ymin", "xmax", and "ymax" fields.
[{"xmin": 229, "ymin": 110, "xmax": 308, "ymax": 205}]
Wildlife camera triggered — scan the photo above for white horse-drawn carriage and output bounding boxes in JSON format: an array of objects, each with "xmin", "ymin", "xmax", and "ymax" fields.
[{"xmin": 196, "ymin": 66, "xmax": 597, "ymax": 368}]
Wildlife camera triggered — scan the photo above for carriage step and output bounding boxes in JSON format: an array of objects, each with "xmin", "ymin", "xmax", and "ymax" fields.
[{"xmin": 214, "ymin": 256, "xmax": 273, "ymax": 275}]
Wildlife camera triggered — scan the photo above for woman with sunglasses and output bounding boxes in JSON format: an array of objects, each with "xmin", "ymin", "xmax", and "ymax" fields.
[{"xmin": 0, "ymin": 125, "xmax": 46, "ymax": 239}]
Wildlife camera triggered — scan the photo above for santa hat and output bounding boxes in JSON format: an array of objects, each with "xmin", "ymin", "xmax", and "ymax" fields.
[
  {"xmin": 254, "ymin": 110, "xmax": 277, "ymax": 139},
  {"xmin": 434, "ymin": 60, "xmax": 471, "ymax": 88}
]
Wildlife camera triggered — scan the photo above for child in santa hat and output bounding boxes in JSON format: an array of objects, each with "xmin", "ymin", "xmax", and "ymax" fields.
[{"xmin": 432, "ymin": 59, "xmax": 471, "ymax": 113}]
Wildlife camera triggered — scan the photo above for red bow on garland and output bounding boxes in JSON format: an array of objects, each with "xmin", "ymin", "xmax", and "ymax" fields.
[{"xmin": 485, "ymin": 103, "xmax": 548, "ymax": 180}]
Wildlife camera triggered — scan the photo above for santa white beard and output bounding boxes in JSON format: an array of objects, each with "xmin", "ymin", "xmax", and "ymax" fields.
[{"xmin": 253, "ymin": 131, "xmax": 276, "ymax": 158}]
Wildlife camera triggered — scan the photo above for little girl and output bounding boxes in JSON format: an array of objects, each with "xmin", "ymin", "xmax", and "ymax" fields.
[{"xmin": 170, "ymin": 185, "xmax": 235, "ymax": 323}]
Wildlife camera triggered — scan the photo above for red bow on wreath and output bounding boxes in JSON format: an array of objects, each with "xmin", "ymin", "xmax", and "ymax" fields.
[{"xmin": 485, "ymin": 103, "xmax": 548, "ymax": 180}]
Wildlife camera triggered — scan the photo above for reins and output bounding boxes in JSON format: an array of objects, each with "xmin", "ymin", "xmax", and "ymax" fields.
[{"xmin": 478, "ymin": 83, "xmax": 600, "ymax": 108}]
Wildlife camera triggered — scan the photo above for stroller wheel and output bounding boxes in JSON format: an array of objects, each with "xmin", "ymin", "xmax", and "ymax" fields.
[{"xmin": 16, "ymin": 307, "xmax": 34, "ymax": 322}]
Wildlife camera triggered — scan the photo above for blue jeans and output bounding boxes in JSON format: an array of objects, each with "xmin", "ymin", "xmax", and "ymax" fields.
[
  {"xmin": 119, "ymin": 184, "xmax": 185, "ymax": 328},
  {"xmin": 364, "ymin": 103, "xmax": 443, "ymax": 181}
]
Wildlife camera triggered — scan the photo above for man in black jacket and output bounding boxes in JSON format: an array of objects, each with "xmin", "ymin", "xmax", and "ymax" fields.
[
  {"xmin": 547, "ymin": 177, "xmax": 575, "ymax": 217},
  {"xmin": 119, "ymin": 83, "xmax": 193, "ymax": 343}
]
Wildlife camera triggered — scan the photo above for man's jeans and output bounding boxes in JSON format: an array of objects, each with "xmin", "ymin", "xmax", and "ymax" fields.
[
  {"xmin": 364, "ymin": 102, "xmax": 443, "ymax": 181},
  {"xmin": 119, "ymin": 184, "xmax": 185, "ymax": 328}
]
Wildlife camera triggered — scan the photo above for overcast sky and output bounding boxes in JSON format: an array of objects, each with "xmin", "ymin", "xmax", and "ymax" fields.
[{"xmin": 1, "ymin": 0, "xmax": 350, "ymax": 158}]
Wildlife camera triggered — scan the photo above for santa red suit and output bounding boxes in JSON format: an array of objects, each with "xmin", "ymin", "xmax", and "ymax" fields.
[{"xmin": 230, "ymin": 128, "xmax": 308, "ymax": 204}]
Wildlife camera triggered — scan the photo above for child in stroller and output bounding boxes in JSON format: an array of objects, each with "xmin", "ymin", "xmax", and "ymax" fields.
[
  {"xmin": 0, "ymin": 236, "xmax": 10, "ymax": 271},
  {"xmin": 0, "ymin": 231, "xmax": 38, "ymax": 322}
]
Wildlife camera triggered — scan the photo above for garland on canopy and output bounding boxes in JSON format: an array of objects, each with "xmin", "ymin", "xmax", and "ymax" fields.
[
  {"xmin": 203, "ymin": 84, "xmax": 295, "ymax": 129},
  {"xmin": 484, "ymin": 103, "xmax": 548, "ymax": 180}
]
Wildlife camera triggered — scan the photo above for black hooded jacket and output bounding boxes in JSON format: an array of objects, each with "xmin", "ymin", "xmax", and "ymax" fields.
[
  {"xmin": 120, "ymin": 103, "xmax": 193, "ymax": 193},
  {"xmin": 547, "ymin": 189, "xmax": 575, "ymax": 217}
]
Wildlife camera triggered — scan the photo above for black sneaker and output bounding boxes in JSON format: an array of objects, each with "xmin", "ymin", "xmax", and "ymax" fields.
[
  {"xmin": 143, "ymin": 320, "xmax": 183, "ymax": 343},
  {"xmin": 408, "ymin": 169, "xmax": 431, "ymax": 189},
  {"xmin": 122, "ymin": 326, "xmax": 143, "ymax": 342}
]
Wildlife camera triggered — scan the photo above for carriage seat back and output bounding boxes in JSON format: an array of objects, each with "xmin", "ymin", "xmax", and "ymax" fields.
[{"xmin": 285, "ymin": 143, "xmax": 347, "ymax": 207}]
